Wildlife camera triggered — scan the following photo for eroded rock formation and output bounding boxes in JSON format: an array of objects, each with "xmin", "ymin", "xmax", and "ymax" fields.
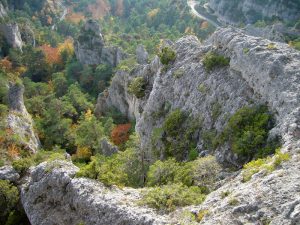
[
  {"xmin": 7, "ymin": 83, "xmax": 40, "ymax": 153},
  {"xmin": 75, "ymin": 20, "xmax": 125, "ymax": 66}
]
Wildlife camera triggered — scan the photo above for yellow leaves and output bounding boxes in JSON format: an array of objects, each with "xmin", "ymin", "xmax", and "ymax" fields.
[
  {"xmin": 58, "ymin": 39, "xmax": 74, "ymax": 58},
  {"xmin": 73, "ymin": 146, "xmax": 92, "ymax": 162},
  {"xmin": 147, "ymin": 8, "xmax": 160, "ymax": 19},
  {"xmin": 84, "ymin": 109, "xmax": 93, "ymax": 121}
]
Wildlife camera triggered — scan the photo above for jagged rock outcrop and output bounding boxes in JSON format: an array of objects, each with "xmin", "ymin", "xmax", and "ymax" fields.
[
  {"xmin": 95, "ymin": 52, "xmax": 161, "ymax": 121},
  {"xmin": 0, "ymin": 22, "xmax": 23, "ymax": 50},
  {"xmin": 7, "ymin": 83, "xmax": 40, "ymax": 153},
  {"xmin": 21, "ymin": 160, "xmax": 169, "ymax": 225},
  {"xmin": 75, "ymin": 20, "xmax": 125, "ymax": 66},
  {"xmin": 208, "ymin": 0, "xmax": 300, "ymax": 25},
  {"xmin": 100, "ymin": 138, "xmax": 119, "ymax": 156},
  {"xmin": 0, "ymin": 166, "xmax": 20, "ymax": 182},
  {"xmin": 136, "ymin": 45, "xmax": 149, "ymax": 65},
  {"xmin": 97, "ymin": 28, "xmax": 300, "ymax": 166}
]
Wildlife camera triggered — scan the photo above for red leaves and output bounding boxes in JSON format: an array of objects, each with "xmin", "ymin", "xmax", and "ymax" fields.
[{"xmin": 111, "ymin": 124, "xmax": 131, "ymax": 146}]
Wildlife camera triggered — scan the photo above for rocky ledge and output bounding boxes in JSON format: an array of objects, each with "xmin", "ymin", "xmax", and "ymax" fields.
[{"xmin": 21, "ymin": 160, "xmax": 168, "ymax": 225}]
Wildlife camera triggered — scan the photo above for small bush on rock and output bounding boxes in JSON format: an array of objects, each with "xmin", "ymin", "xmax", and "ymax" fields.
[
  {"xmin": 140, "ymin": 183, "xmax": 205, "ymax": 212},
  {"xmin": 159, "ymin": 47, "xmax": 176, "ymax": 65},
  {"xmin": 203, "ymin": 51, "xmax": 230, "ymax": 72},
  {"xmin": 128, "ymin": 77, "xmax": 147, "ymax": 98},
  {"xmin": 242, "ymin": 150, "xmax": 290, "ymax": 182},
  {"xmin": 163, "ymin": 109, "xmax": 185, "ymax": 137},
  {"xmin": 12, "ymin": 158, "xmax": 33, "ymax": 175}
]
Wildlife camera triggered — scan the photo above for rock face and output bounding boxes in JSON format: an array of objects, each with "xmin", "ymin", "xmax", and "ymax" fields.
[
  {"xmin": 183, "ymin": 148, "xmax": 300, "ymax": 225},
  {"xmin": 0, "ymin": 22, "xmax": 23, "ymax": 50},
  {"xmin": 7, "ymin": 83, "xmax": 40, "ymax": 153},
  {"xmin": 95, "ymin": 52, "xmax": 161, "ymax": 121},
  {"xmin": 0, "ymin": 2, "xmax": 7, "ymax": 18},
  {"xmin": 97, "ymin": 28, "xmax": 300, "ymax": 166},
  {"xmin": 75, "ymin": 20, "xmax": 125, "ymax": 66},
  {"xmin": 208, "ymin": 0, "xmax": 300, "ymax": 25},
  {"xmin": 0, "ymin": 166, "xmax": 20, "ymax": 182},
  {"xmin": 21, "ymin": 160, "xmax": 168, "ymax": 225}
]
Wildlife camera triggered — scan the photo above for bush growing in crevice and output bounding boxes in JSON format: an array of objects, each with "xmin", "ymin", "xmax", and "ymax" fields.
[
  {"xmin": 222, "ymin": 105, "xmax": 280, "ymax": 161},
  {"xmin": 128, "ymin": 77, "xmax": 147, "ymax": 99},
  {"xmin": 159, "ymin": 47, "xmax": 176, "ymax": 65},
  {"xmin": 203, "ymin": 51, "xmax": 230, "ymax": 72},
  {"xmin": 160, "ymin": 110, "xmax": 203, "ymax": 160}
]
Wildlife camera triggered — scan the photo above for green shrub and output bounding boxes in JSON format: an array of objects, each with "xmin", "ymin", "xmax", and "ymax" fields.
[
  {"xmin": 0, "ymin": 180, "xmax": 19, "ymax": 224},
  {"xmin": 140, "ymin": 183, "xmax": 205, "ymax": 212},
  {"xmin": 223, "ymin": 105, "xmax": 279, "ymax": 160},
  {"xmin": 77, "ymin": 135, "xmax": 144, "ymax": 188},
  {"xmin": 203, "ymin": 51, "xmax": 230, "ymax": 72},
  {"xmin": 12, "ymin": 158, "xmax": 33, "ymax": 174},
  {"xmin": 149, "ymin": 159, "xmax": 195, "ymax": 187},
  {"xmin": 173, "ymin": 69, "xmax": 184, "ymax": 79},
  {"xmin": 188, "ymin": 148, "xmax": 198, "ymax": 161},
  {"xmin": 192, "ymin": 156, "xmax": 222, "ymax": 192},
  {"xmin": 242, "ymin": 150, "xmax": 290, "ymax": 182},
  {"xmin": 159, "ymin": 47, "xmax": 176, "ymax": 65},
  {"xmin": 198, "ymin": 84, "xmax": 208, "ymax": 94},
  {"xmin": 163, "ymin": 109, "xmax": 185, "ymax": 137},
  {"xmin": 267, "ymin": 43, "xmax": 277, "ymax": 50},
  {"xmin": 228, "ymin": 197, "xmax": 239, "ymax": 206},
  {"xmin": 128, "ymin": 77, "xmax": 147, "ymax": 98}
]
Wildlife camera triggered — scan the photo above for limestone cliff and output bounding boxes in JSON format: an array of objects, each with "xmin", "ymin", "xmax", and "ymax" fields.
[
  {"xmin": 75, "ymin": 20, "xmax": 125, "ymax": 66},
  {"xmin": 7, "ymin": 83, "xmax": 40, "ymax": 153},
  {"xmin": 97, "ymin": 28, "xmax": 300, "ymax": 166},
  {"xmin": 208, "ymin": 0, "xmax": 300, "ymax": 25}
]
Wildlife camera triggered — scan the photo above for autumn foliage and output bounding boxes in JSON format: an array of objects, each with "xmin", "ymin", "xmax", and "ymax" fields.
[
  {"xmin": 111, "ymin": 124, "xmax": 131, "ymax": 145},
  {"xmin": 72, "ymin": 146, "xmax": 92, "ymax": 162},
  {"xmin": 39, "ymin": 44, "xmax": 62, "ymax": 66}
]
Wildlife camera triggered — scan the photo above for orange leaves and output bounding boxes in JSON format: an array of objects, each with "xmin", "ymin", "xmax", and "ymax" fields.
[
  {"xmin": 72, "ymin": 146, "xmax": 92, "ymax": 162},
  {"xmin": 39, "ymin": 44, "xmax": 62, "ymax": 66},
  {"xmin": 66, "ymin": 10, "xmax": 86, "ymax": 24},
  {"xmin": 8, "ymin": 144, "xmax": 20, "ymax": 160},
  {"xmin": 0, "ymin": 57, "xmax": 12, "ymax": 72},
  {"xmin": 111, "ymin": 124, "xmax": 131, "ymax": 146}
]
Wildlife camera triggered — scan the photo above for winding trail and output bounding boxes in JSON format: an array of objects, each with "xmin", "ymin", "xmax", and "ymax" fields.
[{"xmin": 187, "ymin": 0, "xmax": 222, "ymax": 28}]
